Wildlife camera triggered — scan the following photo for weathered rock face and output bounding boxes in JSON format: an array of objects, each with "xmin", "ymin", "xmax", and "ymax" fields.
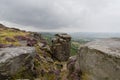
[
  {"xmin": 76, "ymin": 38, "xmax": 120, "ymax": 80},
  {"xmin": 0, "ymin": 47, "xmax": 36, "ymax": 79},
  {"xmin": 67, "ymin": 56, "xmax": 81, "ymax": 80},
  {"xmin": 51, "ymin": 33, "xmax": 71, "ymax": 61}
]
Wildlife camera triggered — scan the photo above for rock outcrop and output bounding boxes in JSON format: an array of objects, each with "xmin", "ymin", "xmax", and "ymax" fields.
[
  {"xmin": 76, "ymin": 38, "xmax": 120, "ymax": 80},
  {"xmin": 51, "ymin": 33, "xmax": 71, "ymax": 61},
  {"xmin": 0, "ymin": 47, "xmax": 36, "ymax": 79},
  {"xmin": 0, "ymin": 24, "xmax": 72, "ymax": 80}
]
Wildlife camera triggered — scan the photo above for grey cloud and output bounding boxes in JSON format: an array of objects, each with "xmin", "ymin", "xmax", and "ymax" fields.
[
  {"xmin": 0, "ymin": 0, "xmax": 120, "ymax": 32},
  {"xmin": 0, "ymin": 0, "xmax": 81, "ymax": 29}
]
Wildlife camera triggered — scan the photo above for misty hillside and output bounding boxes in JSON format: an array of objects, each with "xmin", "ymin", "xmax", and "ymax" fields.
[{"xmin": 70, "ymin": 32, "xmax": 120, "ymax": 41}]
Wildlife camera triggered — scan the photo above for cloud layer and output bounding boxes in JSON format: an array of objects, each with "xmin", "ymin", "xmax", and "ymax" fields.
[{"xmin": 0, "ymin": 0, "xmax": 120, "ymax": 32}]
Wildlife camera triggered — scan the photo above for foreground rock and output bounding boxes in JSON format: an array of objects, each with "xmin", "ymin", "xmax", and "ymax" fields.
[
  {"xmin": 0, "ymin": 47, "xmax": 36, "ymax": 79},
  {"xmin": 51, "ymin": 33, "xmax": 71, "ymax": 61},
  {"xmin": 0, "ymin": 24, "xmax": 72, "ymax": 79},
  {"xmin": 76, "ymin": 38, "xmax": 120, "ymax": 80},
  {"xmin": 67, "ymin": 56, "xmax": 81, "ymax": 80}
]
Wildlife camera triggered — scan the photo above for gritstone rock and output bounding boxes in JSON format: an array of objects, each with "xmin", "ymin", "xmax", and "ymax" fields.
[
  {"xmin": 0, "ymin": 47, "xmax": 36, "ymax": 79},
  {"xmin": 76, "ymin": 38, "xmax": 120, "ymax": 80},
  {"xmin": 51, "ymin": 33, "xmax": 71, "ymax": 61}
]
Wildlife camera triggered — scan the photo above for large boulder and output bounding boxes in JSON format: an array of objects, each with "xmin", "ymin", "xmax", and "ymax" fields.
[
  {"xmin": 0, "ymin": 47, "xmax": 36, "ymax": 79},
  {"xmin": 51, "ymin": 33, "xmax": 71, "ymax": 61},
  {"xmin": 76, "ymin": 38, "xmax": 120, "ymax": 80}
]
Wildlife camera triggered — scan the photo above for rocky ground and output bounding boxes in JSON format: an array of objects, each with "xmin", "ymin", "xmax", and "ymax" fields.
[
  {"xmin": 71, "ymin": 38, "xmax": 120, "ymax": 80},
  {"xmin": 0, "ymin": 24, "xmax": 71, "ymax": 80},
  {"xmin": 0, "ymin": 24, "xmax": 120, "ymax": 80}
]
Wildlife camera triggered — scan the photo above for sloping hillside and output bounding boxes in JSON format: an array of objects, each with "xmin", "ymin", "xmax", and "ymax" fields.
[{"xmin": 0, "ymin": 24, "xmax": 70, "ymax": 80}]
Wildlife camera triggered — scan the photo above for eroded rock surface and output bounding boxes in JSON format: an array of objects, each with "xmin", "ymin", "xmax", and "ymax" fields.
[
  {"xmin": 67, "ymin": 56, "xmax": 81, "ymax": 80},
  {"xmin": 0, "ymin": 24, "xmax": 72, "ymax": 79},
  {"xmin": 0, "ymin": 47, "xmax": 36, "ymax": 79},
  {"xmin": 76, "ymin": 38, "xmax": 120, "ymax": 80},
  {"xmin": 51, "ymin": 33, "xmax": 71, "ymax": 61}
]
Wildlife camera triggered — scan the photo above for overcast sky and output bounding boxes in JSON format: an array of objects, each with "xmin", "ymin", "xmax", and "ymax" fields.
[{"xmin": 0, "ymin": 0, "xmax": 120, "ymax": 32}]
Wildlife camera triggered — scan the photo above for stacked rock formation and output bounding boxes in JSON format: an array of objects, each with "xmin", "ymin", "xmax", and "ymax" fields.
[{"xmin": 51, "ymin": 33, "xmax": 71, "ymax": 61}]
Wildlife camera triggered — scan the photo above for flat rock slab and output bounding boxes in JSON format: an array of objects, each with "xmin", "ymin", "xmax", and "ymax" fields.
[
  {"xmin": 0, "ymin": 47, "xmax": 36, "ymax": 63},
  {"xmin": 76, "ymin": 38, "xmax": 120, "ymax": 80},
  {"xmin": 85, "ymin": 38, "xmax": 120, "ymax": 58}
]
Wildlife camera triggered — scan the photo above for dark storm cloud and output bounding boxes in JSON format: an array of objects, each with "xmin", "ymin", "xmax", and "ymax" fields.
[{"xmin": 0, "ymin": 0, "xmax": 120, "ymax": 32}]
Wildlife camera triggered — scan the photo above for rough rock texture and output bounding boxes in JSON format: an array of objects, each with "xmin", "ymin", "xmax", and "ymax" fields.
[
  {"xmin": 67, "ymin": 56, "xmax": 81, "ymax": 80},
  {"xmin": 0, "ymin": 24, "xmax": 72, "ymax": 80},
  {"xmin": 0, "ymin": 47, "xmax": 36, "ymax": 79},
  {"xmin": 51, "ymin": 33, "xmax": 71, "ymax": 61},
  {"xmin": 76, "ymin": 38, "xmax": 120, "ymax": 80}
]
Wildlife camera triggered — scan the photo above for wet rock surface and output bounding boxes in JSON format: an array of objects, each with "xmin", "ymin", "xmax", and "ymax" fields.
[
  {"xmin": 76, "ymin": 38, "xmax": 120, "ymax": 80},
  {"xmin": 51, "ymin": 33, "xmax": 71, "ymax": 61}
]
